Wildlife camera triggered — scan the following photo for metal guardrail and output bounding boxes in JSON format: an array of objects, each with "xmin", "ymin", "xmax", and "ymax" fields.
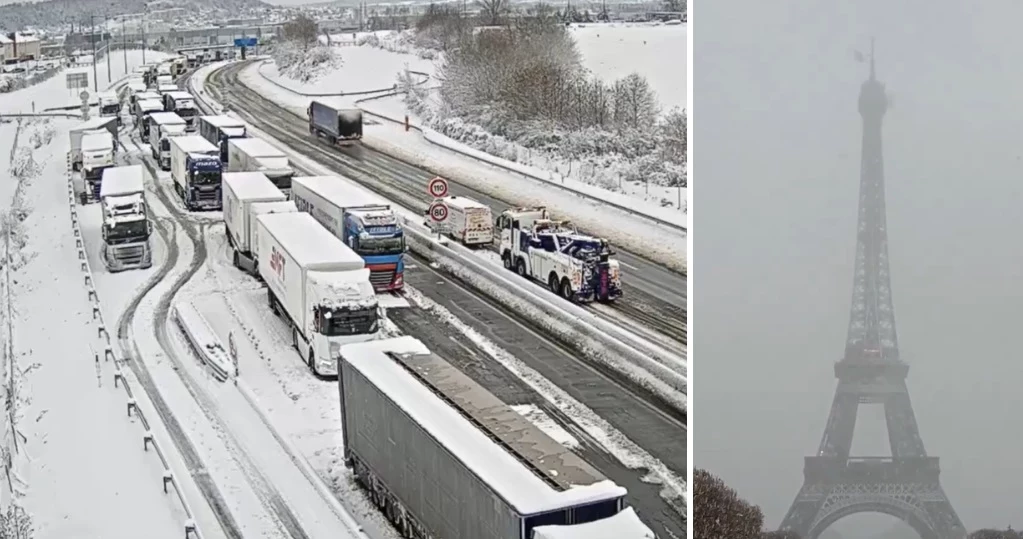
[
  {"xmin": 64, "ymin": 151, "xmax": 206, "ymax": 539},
  {"xmin": 255, "ymin": 59, "xmax": 430, "ymax": 97}
]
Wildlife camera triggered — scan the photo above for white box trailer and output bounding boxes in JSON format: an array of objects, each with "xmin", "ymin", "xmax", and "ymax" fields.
[
  {"xmin": 249, "ymin": 201, "xmax": 298, "ymax": 264},
  {"xmin": 338, "ymin": 340, "xmax": 637, "ymax": 539},
  {"xmin": 82, "ymin": 131, "xmax": 116, "ymax": 202},
  {"xmin": 256, "ymin": 212, "xmax": 379, "ymax": 376},
  {"xmin": 69, "ymin": 116, "xmax": 118, "ymax": 171},
  {"xmin": 147, "ymin": 112, "xmax": 187, "ymax": 169},
  {"xmin": 532, "ymin": 508, "xmax": 655, "ymax": 539},
  {"xmin": 226, "ymin": 137, "xmax": 294, "ymax": 194},
  {"xmin": 426, "ymin": 195, "xmax": 494, "ymax": 246},
  {"xmin": 222, "ymin": 172, "xmax": 288, "ymax": 273}
]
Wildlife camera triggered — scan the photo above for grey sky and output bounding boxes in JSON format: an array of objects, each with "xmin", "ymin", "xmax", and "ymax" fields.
[{"xmin": 697, "ymin": 0, "xmax": 1023, "ymax": 534}]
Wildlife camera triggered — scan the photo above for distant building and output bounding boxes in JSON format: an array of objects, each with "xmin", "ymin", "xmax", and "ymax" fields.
[{"xmin": 0, "ymin": 32, "xmax": 42, "ymax": 62}]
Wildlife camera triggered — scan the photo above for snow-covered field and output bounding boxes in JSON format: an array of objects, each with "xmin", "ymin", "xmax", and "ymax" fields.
[
  {"xmin": 261, "ymin": 41, "xmax": 435, "ymax": 96},
  {"xmin": 0, "ymin": 50, "xmax": 172, "ymax": 114},
  {"xmin": 570, "ymin": 23, "xmax": 687, "ymax": 111},
  {"xmin": 2, "ymin": 117, "xmax": 187, "ymax": 538}
]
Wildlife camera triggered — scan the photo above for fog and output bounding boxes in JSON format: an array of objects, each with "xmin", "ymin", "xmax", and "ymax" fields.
[{"xmin": 695, "ymin": 0, "xmax": 1023, "ymax": 535}]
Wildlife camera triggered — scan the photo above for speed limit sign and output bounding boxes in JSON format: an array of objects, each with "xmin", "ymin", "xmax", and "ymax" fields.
[
  {"xmin": 429, "ymin": 201, "xmax": 449, "ymax": 222},
  {"xmin": 428, "ymin": 176, "xmax": 449, "ymax": 199}
]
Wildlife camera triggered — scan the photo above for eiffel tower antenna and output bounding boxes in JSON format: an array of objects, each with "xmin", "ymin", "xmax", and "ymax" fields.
[{"xmin": 777, "ymin": 43, "xmax": 967, "ymax": 539}]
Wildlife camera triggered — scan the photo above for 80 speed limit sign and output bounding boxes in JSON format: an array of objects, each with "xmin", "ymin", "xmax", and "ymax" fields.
[{"xmin": 429, "ymin": 201, "xmax": 449, "ymax": 222}]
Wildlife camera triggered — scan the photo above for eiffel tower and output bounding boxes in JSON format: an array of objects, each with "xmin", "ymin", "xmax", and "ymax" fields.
[{"xmin": 777, "ymin": 41, "xmax": 967, "ymax": 539}]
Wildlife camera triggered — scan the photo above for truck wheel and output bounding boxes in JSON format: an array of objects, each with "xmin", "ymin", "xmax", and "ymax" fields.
[
  {"xmin": 516, "ymin": 258, "xmax": 527, "ymax": 278},
  {"xmin": 560, "ymin": 278, "xmax": 574, "ymax": 301},
  {"xmin": 232, "ymin": 250, "xmax": 240, "ymax": 268},
  {"xmin": 268, "ymin": 289, "xmax": 278, "ymax": 313},
  {"xmin": 502, "ymin": 252, "xmax": 512, "ymax": 270},
  {"xmin": 308, "ymin": 349, "xmax": 316, "ymax": 375},
  {"xmin": 548, "ymin": 273, "xmax": 559, "ymax": 294}
]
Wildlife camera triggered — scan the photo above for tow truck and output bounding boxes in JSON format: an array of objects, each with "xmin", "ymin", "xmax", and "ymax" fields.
[{"xmin": 497, "ymin": 207, "xmax": 622, "ymax": 303}]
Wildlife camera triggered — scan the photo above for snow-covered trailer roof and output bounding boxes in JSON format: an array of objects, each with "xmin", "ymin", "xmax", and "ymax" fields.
[
  {"xmin": 223, "ymin": 172, "xmax": 283, "ymax": 200},
  {"xmin": 441, "ymin": 195, "xmax": 488, "ymax": 211},
  {"xmin": 72, "ymin": 116, "xmax": 117, "ymax": 134},
  {"xmin": 164, "ymin": 90, "xmax": 193, "ymax": 101},
  {"xmin": 200, "ymin": 115, "xmax": 245, "ymax": 128},
  {"xmin": 136, "ymin": 91, "xmax": 162, "ymax": 101},
  {"xmin": 100, "ymin": 165, "xmax": 145, "ymax": 198},
  {"xmin": 170, "ymin": 135, "xmax": 218, "ymax": 154},
  {"xmin": 81, "ymin": 132, "xmax": 112, "ymax": 151},
  {"xmin": 293, "ymin": 176, "xmax": 389, "ymax": 210},
  {"xmin": 532, "ymin": 508, "xmax": 654, "ymax": 539},
  {"xmin": 229, "ymin": 136, "xmax": 285, "ymax": 158},
  {"xmin": 342, "ymin": 343, "xmax": 626, "ymax": 516},
  {"xmin": 136, "ymin": 99, "xmax": 164, "ymax": 111},
  {"xmin": 257, "ymin": 212, "xmax": 365, "ymax": 270},
  {"xmin": 148, "ymin": 112, "xmax": 185, "ymax": 126}
]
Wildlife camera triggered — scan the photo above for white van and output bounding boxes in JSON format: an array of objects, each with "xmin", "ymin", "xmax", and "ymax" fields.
[{"xmin": 427, "ymin": 195, "xmax": 493, "ymax": 246}]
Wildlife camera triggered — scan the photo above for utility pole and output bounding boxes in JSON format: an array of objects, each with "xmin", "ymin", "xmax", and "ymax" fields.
[
  {"xmin": 104, "ymin": 15, "xmax": 111, "ymax": 83},
  {"xmin": 90, "ymin": 15, "xmax": 98, "ymax": 93},
  {"xmin": 141, "ymin": 11, "xmax": 147, "ymax": 64},
  {"xmin": 122, "ymin": 17, "xmax": 127, "ymax": 73}
]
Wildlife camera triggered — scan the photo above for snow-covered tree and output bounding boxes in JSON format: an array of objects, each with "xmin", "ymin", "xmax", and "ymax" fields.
[{"xmin": 693, "ymin": 468, "xmax": 764, "ymax": 539}]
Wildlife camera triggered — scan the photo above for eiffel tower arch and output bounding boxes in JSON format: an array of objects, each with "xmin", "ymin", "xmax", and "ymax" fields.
[{"xmin": 777, "ymin": 40, "xmax": 967, "ymax": 539}]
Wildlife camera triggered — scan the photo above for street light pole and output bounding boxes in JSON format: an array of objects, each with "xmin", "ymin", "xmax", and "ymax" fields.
[
  {"xmin": 104, "ymin": 14, "xmax": 111, "ymax": 83},
  {"xmin": 90, "ymin": 15, "xmax": 98, "ymax": 93},
  {"xmin": 122, "ymin": 17, "xmax": 128, "ymax": 73},
  {"xmin": 141, "ymin": 11, "xmax": 147, "ymax": 64}
]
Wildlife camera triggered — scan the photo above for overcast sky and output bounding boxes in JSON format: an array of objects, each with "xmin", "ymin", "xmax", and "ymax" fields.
[{"xmin": 697, "ymin": 0, "xmax": 1023, "ymax": 535}]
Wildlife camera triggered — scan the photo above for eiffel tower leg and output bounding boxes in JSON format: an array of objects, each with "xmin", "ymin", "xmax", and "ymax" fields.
[{"xmin": 778, "ymin": 482, "xmax": 824, "ymax": 538}]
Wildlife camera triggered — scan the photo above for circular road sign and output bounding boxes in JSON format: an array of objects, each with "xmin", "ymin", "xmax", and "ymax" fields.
[
  {"xmin": 429, "ymin": 201, "xmax": 449, "ymax": 222},
  {"xmin": 428, "ymin": 176, "xmax": 449, "ymax": 199},
  {"xmin": 79, "ymin": 90, "xmax": 90, "ymax": 102}
]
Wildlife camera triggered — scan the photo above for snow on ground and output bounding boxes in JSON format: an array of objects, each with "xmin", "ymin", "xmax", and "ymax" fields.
[
  {"xmin": 0, "ymin": 49, "xmax": 171, "ymax": 114},
  {"xmin": 235, "ymin": 63, "xmax": 686, "ymax": 272},
  {"xmin": 570, "ymin": 23, "xmax": 687, "ymax": 111},
  {"xmin": 9, "ymin": 118, "xmax": 185, "ymax": 538},
  {"xmin": 260, "ymin": 42, "xmax": 435, "ymax": 96}
]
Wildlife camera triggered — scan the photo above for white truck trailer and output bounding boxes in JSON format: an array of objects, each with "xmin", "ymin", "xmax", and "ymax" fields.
[
  {"xmin": 338, "ymin": 338, "xmax": 649, "ymax": 539},
  {"xmin": 134, "ymin": 98, "xmax": 164, "ymax": 139},
  {"xmin": 97, "ymin": 91, "xmax": 122, "ymax": 126},
  {"xmin": 257, "ymin": 211, "xmax": 379, "ymax": 376},
  {"xmin": 198, "ymin": 115, "xmax": 247, "ymax": 163},
  {"xmin": 222, "ymin": 172, "xmax": 289, "ymax": 274},
  {"xmin": 161, "ymin": 91, "xmax": 199, "ymax": 131},
  {"xmin": 99, "ymin": 165, "xmax": 153, "ymax": 271},
  {"xmin": 169, "ymin": 136, "xmax": 223, "ymax": 211},
  {"xmin": 146, "ymin": 112, "xmax": 186, "ymax": 169},
  {"xmin": 226, "ymin": 137, "xmax": 294, "ymax": 195},
  {"xmin": 69, "ymin": 116, "xmax": 117, "ymax": 172},
  {"xmin": 425, "ymin": 195, "xmax": 493, "ymax": 246}
]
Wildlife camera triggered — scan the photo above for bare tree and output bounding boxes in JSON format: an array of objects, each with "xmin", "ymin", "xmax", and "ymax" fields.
[
  {"xmin": 663, "ymin": 0, "xmax": 685, "ymax": 12},
  {"xmin": 612, "ymin": 73, "xmax": 660, "ymax": 129},
  {"xmin": 971, "ymin": 529, "xmax": 1023, "ymax": 539},
  {"xmin": 476, "ymin": 0, "xmax": 510, "ymax": 26},
  {"xmin": 281, "ymin": 13, "xmax": 318, "ymax": 51},
  {"xmin": 657, "ymin": 107, "xmax": 686, "ymax": 166},
  {"xmin": 693, "ymin": 469, "xmax": 764, "ymax": 539}
]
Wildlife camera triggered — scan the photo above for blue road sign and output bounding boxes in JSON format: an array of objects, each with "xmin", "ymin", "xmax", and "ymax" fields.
[{"xmin": 234, "ymin": 37, "xmax": 258, "ymax": 47}]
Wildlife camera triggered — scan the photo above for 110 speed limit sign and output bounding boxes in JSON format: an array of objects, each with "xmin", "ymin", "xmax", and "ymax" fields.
[
  {"xmin": 429, "ymin": 201, "xmax": 449, "ymax": 222},
  {"xmin": 428, "ymin": 176, "xmax": 449, "ymax": 199}
]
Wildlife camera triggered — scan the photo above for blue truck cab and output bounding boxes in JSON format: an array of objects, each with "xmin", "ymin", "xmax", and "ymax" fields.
[{"xmin": 342, "ymin": 206, "xmax": 406, "ymax": 291}]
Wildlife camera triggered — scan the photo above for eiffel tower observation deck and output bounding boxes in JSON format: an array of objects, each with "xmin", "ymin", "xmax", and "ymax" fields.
[{"xmin": 776, "ymin": 41, "xmax": 967, "ymax": 539}]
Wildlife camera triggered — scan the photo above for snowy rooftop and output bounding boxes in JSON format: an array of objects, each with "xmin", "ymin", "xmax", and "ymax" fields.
[
  {"xmin": 224, "ymin": 172, "xmax": 285, "ymax": 201},
  {"xmin": 257, "ymin": 212, "xmax": 364, "ymax": 269},
  {"xmin": 254, "ymin": 156, "xmax": 290, "ymax": 171},
  {"xmin": 148, "ymin": 112, "xmax": 185, "ymax": 125},
  {"xmin": 532, "ymin": 507, "xmax": 654, "ymax": 539},
  {"xmin": 164, "ymin": 90, "xmax": 193, "ymax": 100},
  {"xmin": 230, "ymin": 137, "xmax": 285, "ymax": 158},
  {"xmin": 170, "ymin": 135, "xmax": 217, "ymax": 154},
  {"xmin": 200, "ymin": 115, "xmax": 246, "ymax": 128},
  {"xmin": 341, "ymin": 341, "xmax": 627, "ymax": 516},
  {"xmin": 440, "ymin": 195, "xmax": 488, "ymax": 211},
  {"xmin": 293, "ymin": 176, "xmax": 390, "ymax": 211},
  {"xmin": 72, "ymin": 116, "xmax": 116, "ymax": 133},
  {"xmin": 100, "ymin": 165, "xmax": 145, "ymax": 198},
  {"xmin": 251, "ymin": 200, "xmax": 298, "ymax": 216},
  {"xmin": 137, "ymin": 99, "xmax": 164, "ymax": 111},
  {"xmin": 81, "ymin": 132, "xmax": 112, "ymax": 151},
  {"xmin": 136, "ymin": 91, "xmax": 162, "ymax": 101}
]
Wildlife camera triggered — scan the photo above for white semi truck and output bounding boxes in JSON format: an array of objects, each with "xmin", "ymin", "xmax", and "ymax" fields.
[
  {"xmin": 146, "ymin": 112, "xmax": 186, "ymax": 169},
  {"xmin": 99, "ymin": 165, "xmax": 153, "ymax": 271},
  {"xmin": 256, "ymin": 211, "xmax": 379, "ymax": 376},
  {"xmin": 97, "ymin": 91, "xmax": 122, "ymax": 126},
  {"xmin": 198, "ymin": 115, "xmax": 246, "ymax": 163},
  {"xmin": 222, "ymin": 171, "xmax": 289, "ymax": 274},
  {"xmin": 169, "ymin": 136, "xmax": 223, "ymax": 211},
  {"xmin": 497, "ymin": 207, "xmax": 623, "ymax": 303},
  {"xmin": 161, "ymin": 91, "xmax": 199, "ymax": 131},
  {"xmin": 69, "ymin": 116, "xmax": 117, "ymax": 172},
  {"xmin": 225, "ymin": 137, "xmax": 294, "ymax": 195},
  {"xmin": 134, "ymin": 98, "xmax": 164, "ymax": 139},
  {"xmin": 81, "ymin": 131, "xmax": 116, "ymax": 203}
]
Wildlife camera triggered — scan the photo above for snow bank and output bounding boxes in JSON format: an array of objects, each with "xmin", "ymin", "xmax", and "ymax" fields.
[
  {"xmin": 172, "ymin": 301, "xmax": 236, "ymax": 381},
  {"xmin": 270, "ymin": 44, "xmax": 344, "ymax": 85}
]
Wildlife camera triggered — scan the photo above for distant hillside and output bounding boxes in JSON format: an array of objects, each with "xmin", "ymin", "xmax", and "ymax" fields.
[{"xmin": 0, "ymin": 0, "xmax": 271, "ymax": 32}]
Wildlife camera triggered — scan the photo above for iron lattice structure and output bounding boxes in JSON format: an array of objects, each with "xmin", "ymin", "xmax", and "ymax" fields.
[{"xmin": 777, "ymin": 43, "xmax": 967, "ymax": 539}]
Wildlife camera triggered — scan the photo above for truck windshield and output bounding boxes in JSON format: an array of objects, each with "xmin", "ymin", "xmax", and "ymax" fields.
[
  {"xmin": 105, "ymin": 220, "xmax": 148, "ymax": 242},
  {"xmin": 177, "ymin": 108, "xmax": 197, "ymax": 118},
  {"xmin": 101, "ymin": 104, "xmax": 120, "ymax": 114},
  {"xmin": 355, "ymin": 235, "xmax": 404, "ymax": 256},
  {"xmin": 319, "ymin": 307, "xmax": 378, "ymax": 336},
  {"xmin": 193, "ymin": 171, "xmax": 221, "ymax": 185}
]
